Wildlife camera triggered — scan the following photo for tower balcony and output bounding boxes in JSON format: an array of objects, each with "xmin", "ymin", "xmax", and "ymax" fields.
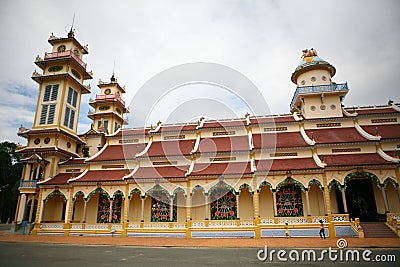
[
  {"xmin": 94, "ymin": 94, "xmax": 126, "ymax": 107},
  {"xmin": 19, "ymin": 180, "xmax": 37, "ymax": 189},
  {"xmin": 43, "ymin": 50, "xmax": 87, "ymax": 69},
  {"xmin": 290, "ymin": 82, "xmax": 349, "ymax": 110}
]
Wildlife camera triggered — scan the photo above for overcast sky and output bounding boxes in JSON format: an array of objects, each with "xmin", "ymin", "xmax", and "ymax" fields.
[{"xmin": 1, "ymin": 0, "xmax": 399, "ymax": 144}]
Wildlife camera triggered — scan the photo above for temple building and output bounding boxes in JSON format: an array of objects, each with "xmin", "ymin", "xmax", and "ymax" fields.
[{"xmin": 15, "ymin": 30, "xmax": 400, "ymax": 238}]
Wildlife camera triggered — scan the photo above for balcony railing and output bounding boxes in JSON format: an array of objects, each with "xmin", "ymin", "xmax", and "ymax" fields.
[
  {"xmin": 44, "ymin": 50, "xmax": 87, "ymax": 70},
  {"xmin": 290, "ymin": 82, "xmax": 349, "ymax": 109},
  {"xmin": 19, "ymin": 180, "xmax": 37, "ymax": 189},
  {"xmin": 95, "ymin": 94, "xmax": 125, "ymax": 106}
]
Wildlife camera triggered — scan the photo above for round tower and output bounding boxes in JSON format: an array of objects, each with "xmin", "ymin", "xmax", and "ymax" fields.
[{"xmin": 290, "ymin": 48, "xmax": 348, "ymax": 119}]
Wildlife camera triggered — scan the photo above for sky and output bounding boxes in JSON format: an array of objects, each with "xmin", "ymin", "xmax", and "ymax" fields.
[{"xmin": 0, "ymin": 0, "xmax": 399, "ymax": 144}]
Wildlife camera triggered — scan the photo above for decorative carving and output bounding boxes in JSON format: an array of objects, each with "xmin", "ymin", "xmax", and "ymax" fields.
[{"xmin": 302, "ymin": 48, "xmax": 318, "ymax": 58}]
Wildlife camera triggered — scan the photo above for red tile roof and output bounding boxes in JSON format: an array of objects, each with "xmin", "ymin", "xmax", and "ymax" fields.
[
  {"xmin": 253, "ymin": 132, "xmax": 308, "ymax": 149},
  {"xmin": 322, "ymin": 153, "xmax": 391, "ymax": 166},
  {"xmin": 15, "ymin": 146, "xmax": 79, "ymax": 158},
  {"xmin": 87, "ymin": 143, "xmax": 146, "ymax": 162},
  {"xmin": 250, "ymin": 116, "xmax": 295, "ymax": 124},
  {"xmin": 384, "ymin": 150, "xmax": 399, "ymax": 158},
  {"xmin": 190, "ymin": 162, "xmax": 252, "ymax": 176},
  {"xmin": 159, "ymin": 124, "xmax": 198, "ymax": 132},
  {"xmin": 202, "ymin": 120, "xmax": 247, "ymax": 128},
  {"xmin": 305, "ymin": 127, "xmax": 367, "ymax": 144},
  {"xmin": 112, "ymin": 128, "xmax": 150, "ymax": 137},
  {"xmin": 131, "ymin": 165, "xmax": 188, "ymax": 179},
  {"xmin": 197, "ymin": 136, "xmax": 250, "ymax": 153},
  {"xmin": 59, "ymin": 158, "xmax": 86, "ymax": 165},
  {"xmin": 256, "ymin": 158, "xmax": 320, "ymax": 172},
  {"xmin": 41, "ymin": 172, "xmax": 82, "ymax": 185},
  {"xmin": 144, "ymin": 140, "xmax": 194, "ymax": 157},
  {"xmin": 18, "ymin": 128, "xmax": 85, "ymax": 144},
  {"xmin": 361, "ymin": 124, "xmax": 400, "ymax": 139},
  {"xmin": 345, "ymin": 107, "xmax": 398, "ymax": 115},
  {"xmin": 73, "ymin": 169, "xmax": 127, "ymax": 182}
]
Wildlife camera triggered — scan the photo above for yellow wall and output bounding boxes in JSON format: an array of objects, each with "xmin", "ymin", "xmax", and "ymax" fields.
[
  {"xmin": 86, "ymin": 194, "xmax": 99, "ymax": 223},
  {"xmin": 192, "ymin": 191, "xmax": 205, "ymax": 220},
  {"xmin": 259, "ymin": 187, "xmax": 274, "ymax": 217},
  {"xmin": 239, "ymin": 188, "xmax": 253, "ymax": 219},
  {"xmin": 42, "ymin": 195, "xmax": 64, "ymax": 222},
  {"xmin": 176, "ymin": 192, "xmax": 186, "ymax": 222},
  {"xmin": 386, "ymin": 183, "xmax": 400, "ymax": 212},
  {"xmin": 129, "ymin": 193, "xmax": 141, "ymax": 222}
]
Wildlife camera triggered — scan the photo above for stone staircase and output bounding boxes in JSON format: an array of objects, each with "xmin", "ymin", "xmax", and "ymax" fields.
[{"xmin": 360, "ymin": 223, "xmax": 398, "ymax": 238}]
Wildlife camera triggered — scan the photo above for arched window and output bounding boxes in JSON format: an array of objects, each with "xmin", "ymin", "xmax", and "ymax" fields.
[{"xmin": 57, "ymin": 45, "xmax": 66, "ymax": 52}]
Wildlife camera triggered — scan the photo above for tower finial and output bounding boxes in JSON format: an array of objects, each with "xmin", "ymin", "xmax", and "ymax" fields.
[
  {"xmin": 68, "ymin": 13, "xmax": 76, "ymax": 37},
  {"xmin": 111, "ymin": 61, "xmax": 116, "ymax": 82}
]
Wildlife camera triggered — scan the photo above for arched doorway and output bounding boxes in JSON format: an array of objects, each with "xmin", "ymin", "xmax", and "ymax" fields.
[{"xmin": 345, "ymin": 172, "xmax": 379, "ymax": 221}]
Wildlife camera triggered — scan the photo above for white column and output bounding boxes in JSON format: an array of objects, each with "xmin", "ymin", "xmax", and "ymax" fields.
[
  {"xmin": 108, "ymin": 200, "xmax": 114, "ymax": 222},
  {"xmin": 169, "ymin": 196, "xmax": 174, "ymax": 221},
  {"xmin": 189, "ymin": 194, "xmax": 193, "ymax": 220},
  {"xmin": 17, "ymin": 194, "xmax": 27, "ymax": 222},
  {"xmin": 64, "ymin": 199, "xmax": 69, "ymax": 223},
  {"xmin": 28, "ymin": 197, "xmax": 35, "ymax": 222},
  {"xmin": 38, "ymin": 200, "xmax": 44, "ymax": 223},
  {"xmin": 381, "ymin": 186, "xmax": 389, "ymax": 213},
  {"xmin": 35, "ymin": 165, "xmax": 40, "ymax": 180},
  {"xmin": 235, "ymin": 193, "xmax": 240, "ymax": 219},
  {"xmin": 272, "ymin": 190, "xmax": 278, "ymax": 216},
  {"xmin": 305, "ymin": 189, "xmax": 311, "ymax": 216},
  {"xmin": 82, "ymin": 201, "xmax": 88, "ymax": 222},
  {"xmin": 341, "ymin": 187, "xmax": 348, "ymax": 213},
  {"xmin": 205, "ymin": 194, "xmax": 209, "ymax": 220},
  {"xmin": 322, "ymin": 189, "xmax": 327, "ymax": 214},
  {"xmin": 14, "ymin": 195, "xmax": 21, "ymax": 222},
  {"xmin": 141, "ymin": 198, "xmax": 145, "ymax": 222}
]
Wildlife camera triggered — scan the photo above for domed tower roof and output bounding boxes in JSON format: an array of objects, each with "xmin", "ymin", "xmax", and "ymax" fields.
[{"xmin": 291, "ymin": 49, "xmax": 336, "ymax": 84}]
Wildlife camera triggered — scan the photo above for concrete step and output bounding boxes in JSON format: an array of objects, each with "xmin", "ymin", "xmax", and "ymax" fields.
[{"xmin": 360, "ymin": 223, "xmax": 398, "ymax": 238}]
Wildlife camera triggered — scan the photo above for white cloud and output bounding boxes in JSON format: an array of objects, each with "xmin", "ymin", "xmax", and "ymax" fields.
[{"xmin": 1, "ymin": 0, "xmax": 399, "ymax": 143}]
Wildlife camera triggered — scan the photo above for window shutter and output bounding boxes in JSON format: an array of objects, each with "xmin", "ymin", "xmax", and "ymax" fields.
[
  {"xmin": 64, "ymin": 107, "xmax": 70, "ymax": 127},
  {"xmin": 51, "ymin": 84, "xmax": 59, "ymax": 101},
  {"xmin": 72, "ymin": 90, "xmax": 78, "ymax": 107},
  {"xmin": 47, "ymin": 104, "xmax": 56, "ymax": 124},
  {"xmin": 40, "ymin": 105, "xmax": 48, "ymax": 124},
  {"xmin": 43, "ymin": 85, "xmax": 51, "ymax": 101},
  {"xmin": 67, "ymin": 87, "xmax": 73, "ymax": 105},
  {"xmin": 69, "ymin": 110, "xmax": 75, "ymax": 129}
]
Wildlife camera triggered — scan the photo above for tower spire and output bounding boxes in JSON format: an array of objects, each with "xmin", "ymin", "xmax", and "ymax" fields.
[{"xmin": 68, "ymin": 13, "xmax": 76, "ymax": 37}]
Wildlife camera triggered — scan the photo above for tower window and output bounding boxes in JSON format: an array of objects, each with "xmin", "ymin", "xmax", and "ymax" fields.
[
  {"xmin": 114, "ymin": 122, "xmax": 120, "ymax": 132},
  {"xmin": 322, "ymin": 76, "xmax": 327, "ymax": 81},
  {"xmin": 311, "ymin": 77, "xmax": 316, "ymax": 82},
  {"xmin": 43, "ymin": 84, "xmax": 59, "ymax": 102},
  {"xmin": 63, "ymin": 106, "xmax": 76, "ymax": 129},
  {"xmin": 57, "ymin": 45, "xmax": 66, "ymax": 52},
  {"xmin": 103, "ymin": 120, "xmax": 109, "ymax": 134},
  {"xmin": 67, "ymin": 87, "xmax": 78, "ymax": 108},
  {"xmin": 39, "ymin": 104, "xmax": 56, "ymax": 125}
]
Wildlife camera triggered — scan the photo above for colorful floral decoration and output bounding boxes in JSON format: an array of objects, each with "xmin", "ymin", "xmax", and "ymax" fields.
[
  {"xmin": 149, "ymin": 185, "xmax": 176, "ymax": 222},
  {"xmin": 210, "ymin": 181, "xmax": 237, "ymax": 220},
  {"xmin": 97, "ymin": 193, "xmax": 110, "ymax": 223},
  {"xmin": 111, "ymin": 191, "xmax": 123, "ymax": 223},
  {"xmin": 276, "ymin": 183, "xmax": 303, "ymax": 217}
]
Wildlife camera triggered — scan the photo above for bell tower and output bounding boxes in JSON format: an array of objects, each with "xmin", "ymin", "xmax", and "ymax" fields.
[
  {"xmin": 290, "ymin": 48, "xmax": 349, "ymax": 119},
  {"xmin": 88, "ymin": 74, "xmax": 128, "ymax": 134},
  {"xmin": 18, "ymin": 28, "xmax": 92, "ymax": 183},
  {"xmin": 15, "ymin": 28, "xmax": 93, "ymax": 223}
]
